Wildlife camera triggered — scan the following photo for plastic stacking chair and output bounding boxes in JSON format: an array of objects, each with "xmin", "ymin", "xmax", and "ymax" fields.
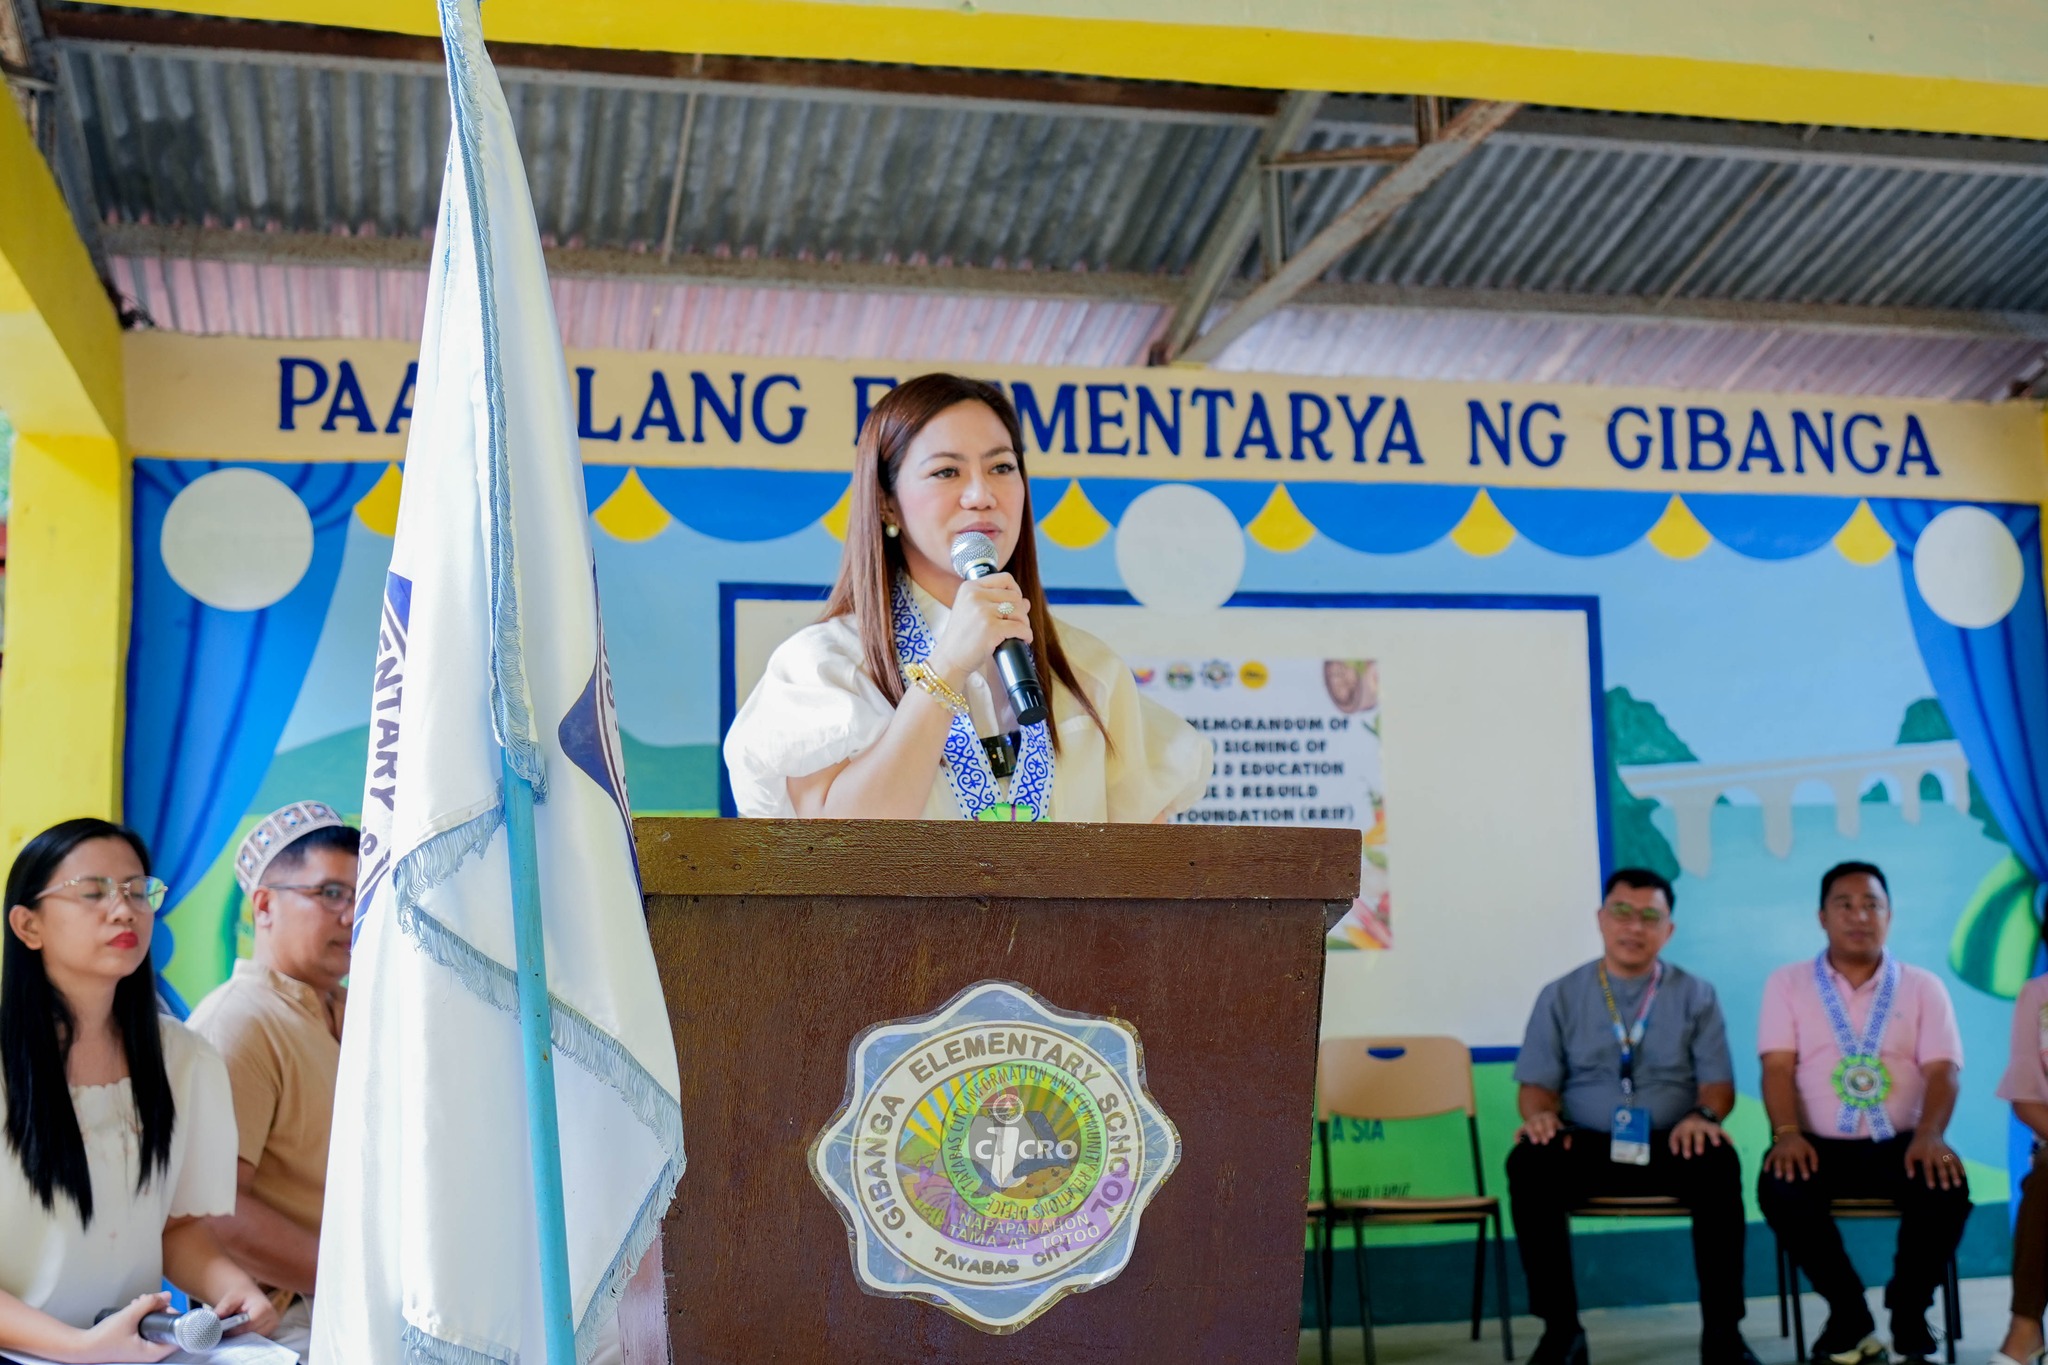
[
  {"xmin": 1314, "ymin": 1036, "xmax": 1514, "ymax": 1365},
  {"xmin": 1775, "ymin": 1198, "xmax": 1962, "ymax": 1364}
]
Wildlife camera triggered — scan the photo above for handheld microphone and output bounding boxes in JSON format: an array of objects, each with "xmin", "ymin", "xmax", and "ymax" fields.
[
  {"xmin": 950, "ymin": 531, "xmax": 1048, "ymax": 727},
  {"xmin": 92, "ymin": 1303, "xmax": 237, "ymax": 1351}
]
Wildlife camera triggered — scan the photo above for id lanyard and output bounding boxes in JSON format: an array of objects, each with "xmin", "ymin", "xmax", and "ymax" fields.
[
  {"xmin": 890, "ymin": 575, "xmax": 1053, "ymax": 820},
  {"xmin": 1597, "ymin": 961, "xmax": 1664, "ymax": 1100},
  {"xmin": 1812, "ymin": 950, "xmax": 1899, "ymax": 1139}
]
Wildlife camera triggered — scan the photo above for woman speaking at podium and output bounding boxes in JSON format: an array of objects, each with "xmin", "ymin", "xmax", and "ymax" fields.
[{"xmin": 725, "ymin": 373, "xmax": 1211, "ymax": 823}]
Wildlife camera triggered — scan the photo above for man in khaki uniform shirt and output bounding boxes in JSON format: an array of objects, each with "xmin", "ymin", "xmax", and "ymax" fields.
[{"xmin": 190, "ymin": 802, "xmax": 358, "ymax": 1361}]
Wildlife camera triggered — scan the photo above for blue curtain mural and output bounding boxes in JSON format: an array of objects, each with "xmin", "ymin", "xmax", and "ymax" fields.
[
  {"xmin": 1084, "ymin": 478, "xmax": 1279, "ymax": 529},
  {"xmin": 127, "ymin": 459, "xmax": 385, "ymax": 1014},
  {"xmin": 1688, "ymin": 492, "xmax": 1859, "ymax": 561},
  {"xmin": 1287, "ymin": 484, "xmax": 1478, "ymax": 554},
  {"xmin": 1871, "ymin": 500, "xmax": 2048, "ymax": 902},
  {"xmin": 582, "ymin": 463, "xmax": 630, "ymax": 509},
  {"xmin": 634, "ymin": 468, "xmax": 847, "ymax": 541},
  {"xmin": 1489, "ymin": 488, "xmax": 1669, "ymax": 557},
  {"xmin": 1872, "ymin": 498, "xmax": 2048, "ymax": 1214}
]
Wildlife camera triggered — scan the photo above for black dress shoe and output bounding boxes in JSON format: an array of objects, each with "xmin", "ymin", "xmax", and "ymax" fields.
[
  {"xmin": 1890, "ymin": 1311, "xmax": 1938, "ymax": 1363},
  {"xmin": 1530, "ymin": 1327, "xmax": 1590, "ymax": 1365},
  {"xmin": 1701, "ymin": 1333, "xmax": 1764, "ymax": 1365}
]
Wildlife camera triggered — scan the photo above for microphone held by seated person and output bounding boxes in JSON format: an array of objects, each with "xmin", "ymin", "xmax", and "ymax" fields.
[{"xmin": 92, "ymin": 1303, "xmax": 246, "ymax": 1351}]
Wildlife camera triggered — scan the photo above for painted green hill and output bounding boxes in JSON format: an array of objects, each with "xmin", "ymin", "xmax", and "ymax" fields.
[
  {"xmin": 1896, "ymin": 697, "xmax": 2005, "ymax": 844},
  {"xmin": 1605, "ymin": 687, "xmax": 1690, "ymax": 883},
  {"xmin": 1607, "ymin": 687, "xmax": 1698, "ymax": 765},
  {"xmin": 167, "ymin": 725, "xmax": 720, "ymax": 1008},
  {"xmin": 251, "ymin": 726, "xmax": 721, "ymax": 816}
]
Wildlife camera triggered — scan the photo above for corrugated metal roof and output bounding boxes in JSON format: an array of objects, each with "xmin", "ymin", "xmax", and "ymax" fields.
[
  {"xmin": 109, "ymin": 253, "xmax": 2040, "ymax": 400},
  {"xmin": 49, "ymin": 28, "xmax": 2048, "ymax": 399},
  {"xmin": 61, "ymin": 44, "xmax": 1258, "ymax": 274},
  {"xmin": 61, "ymin": 41, "xmax": 2048, "ymax": 314},
  {"xmin": 1277, "ymin": 129, "xmax": 2048, "ymax": 310}
]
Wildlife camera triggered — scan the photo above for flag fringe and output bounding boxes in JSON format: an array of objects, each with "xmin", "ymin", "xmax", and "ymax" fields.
[
  {"xmin": 439, "ymin": 0, "xmax": 544, "ymax": 799},
  {"xmin": 391, "ymin": 801, "xmax": 687, "ymax": 1358},
  {"xmin": 575, "ymin": 1155, "xmax": 683, "ymax": 1365},
  {"xmin": 547, "ymin": 996, "xmax": 687, "ymax": 1167},
  {"xmin": 401, "ymin": 1322, "xmax": 514, "ymax": 1365},
  {"xmin": 400, "ymin": 892, "xmax": 686, "ymax": 1358},
  {"xmin": 390, "ymin": 803, "xmax": 507, "ymax": 1003},
  {"xmin": 392, "ymin": 818, "xmax": 686, "ymax": 1162}
]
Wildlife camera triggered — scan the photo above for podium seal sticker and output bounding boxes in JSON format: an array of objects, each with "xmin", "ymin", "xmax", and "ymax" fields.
[{"xmin": 809, "ymin": 979, "xmax": 1181, "ymax": 1333}]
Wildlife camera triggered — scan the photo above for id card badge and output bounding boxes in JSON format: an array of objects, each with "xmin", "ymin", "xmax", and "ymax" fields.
[{"xmin": 1610, "ymin": 1105, "xmax": 1652, "ymax": 1165}]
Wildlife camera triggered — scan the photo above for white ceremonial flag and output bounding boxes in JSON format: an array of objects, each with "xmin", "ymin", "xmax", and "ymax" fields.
[{"xmin": 313, "ymin": 0, "xmax": 684, "ymax": 1359}]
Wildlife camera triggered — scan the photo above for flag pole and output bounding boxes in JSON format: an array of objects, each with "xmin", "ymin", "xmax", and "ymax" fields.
[{"xmin": 504, "ymin": 750, "xmax": 579, "ymax": 1364}]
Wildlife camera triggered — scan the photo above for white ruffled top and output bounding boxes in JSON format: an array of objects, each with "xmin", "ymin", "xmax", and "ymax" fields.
[
  {"xmin": 0, "ymin": 1015, "xmax": 238, "ymax": 1328},
  {"xmin": 725, "ymin": 580, "xmax": 1212, "ymax": 822}
]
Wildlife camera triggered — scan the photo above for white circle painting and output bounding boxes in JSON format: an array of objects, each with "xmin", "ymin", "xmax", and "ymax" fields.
[
  {"xmin": 1912, "ymin": 505, "xmax": 2024, "ymax": 630},
  {"xmin": 160, "ymin": 468, "xmax": 315, "ymax": 612},
  {"xmin": 1114, "ymin": 484, "xmax": 1245, "ymax": 613}
]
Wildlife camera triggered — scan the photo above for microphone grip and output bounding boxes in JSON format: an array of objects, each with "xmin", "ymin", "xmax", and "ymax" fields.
[
  {"xmin": 92, "ymin": 1308, "xmax": 180, "ymax": 1344},
  {"xmin": 962, "ymin": 558, "xmax": 1048, "ymax": 727},
  {"xmin": 139, "ymin": 1312, "xmax": 183, "ymax": 1346},
  {"xmin": 994, "ymin": 638, "xmax": 1048, "ymax": 727}
]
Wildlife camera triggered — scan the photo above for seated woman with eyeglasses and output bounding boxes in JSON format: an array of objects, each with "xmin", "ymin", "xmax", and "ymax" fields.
[{"xmin": 0, "ymin": 818, "xmax": 278, "ymax": 1362}]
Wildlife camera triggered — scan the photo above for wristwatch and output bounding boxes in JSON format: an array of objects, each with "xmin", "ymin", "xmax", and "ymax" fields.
[{"xmin": 1691, "ymin": 1105, "xmax": 1722, "ymax": 1124}]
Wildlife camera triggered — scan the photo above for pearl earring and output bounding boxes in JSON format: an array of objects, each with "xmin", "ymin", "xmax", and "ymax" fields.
[{"xmin": 884, "ymin": 523, "xmax": 900, "ymax": 538}]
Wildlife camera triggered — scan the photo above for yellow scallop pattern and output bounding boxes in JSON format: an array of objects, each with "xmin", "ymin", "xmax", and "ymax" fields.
[
  {"xmin": 353, "ymin": 463, "xmax": 403, "ymax": 537},
  {"xmin": 1449, "ymin": 489, "xmax": 1515, "ymax": 557},
  {"xmin": 1037, "ymin": 481, "xmax": 1114, "ymax": 550},
  {"xmin": 1246, "ymin": 484, "xmax": 1317, "ymax": 553},
  {"xmin": 1833, "ymin": 500, "xmax": 1895, "ymax": 565},
  {"xmin": 1646, "ymin": 495, "xmax": 1712, "ymax": 560},
  {"xmin": 821, "ymin": 485, "xmax": 853, "ymax": 542},
  {"xmin": 591, "ymin": 469, "xmax": 672, "ymax": 543}
]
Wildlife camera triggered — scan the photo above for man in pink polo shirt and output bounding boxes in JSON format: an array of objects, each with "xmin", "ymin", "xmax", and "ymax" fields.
[{"xmin": 1757, "ymin": 861, "xmax": 1970, "ymax": 1365}]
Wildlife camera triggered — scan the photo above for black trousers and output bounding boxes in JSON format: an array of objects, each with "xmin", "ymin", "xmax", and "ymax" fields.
[
  {"xmin": 1756, "ymin": 1131, "xmax": 1972, "ymax": 1321},
  {"xmin": 2014, "ymin": 1148, "xmax": 2048, "ymax": 1321},
  {"xmin": 1507, "ymin": 1129, "xmax": 1747, "ymax": 1335}
]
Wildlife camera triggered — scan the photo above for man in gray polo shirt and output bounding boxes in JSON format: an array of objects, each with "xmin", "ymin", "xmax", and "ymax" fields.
[{"xmin": 1507, "ymin": 867, "xmax": 1756, "ymax": 1365}]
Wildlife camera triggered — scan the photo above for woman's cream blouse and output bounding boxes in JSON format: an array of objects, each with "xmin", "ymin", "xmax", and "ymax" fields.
[
  {"xmin": 0, "ymin": 1016, "xmax": 237, "ymax": 1328},
  {"xmin": 725, "ymin": 582, "xmax": 1212, "ymax": 822}
]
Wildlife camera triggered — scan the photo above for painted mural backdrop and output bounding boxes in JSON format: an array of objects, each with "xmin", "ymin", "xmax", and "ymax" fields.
[{"xmin": 122, "ymin": 364, "xmax": 2048, "ymax": 1302}]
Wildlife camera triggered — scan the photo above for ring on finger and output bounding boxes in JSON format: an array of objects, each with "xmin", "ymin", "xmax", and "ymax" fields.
[{"xmin": 996, "ymin": 601, "xmax": 1015, "ymax": 617}]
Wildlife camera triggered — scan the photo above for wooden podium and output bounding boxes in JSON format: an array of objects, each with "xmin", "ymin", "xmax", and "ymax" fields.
[{"xmin": 619, "ymin": 818, "xmax": 1358, "ymax": 1364}]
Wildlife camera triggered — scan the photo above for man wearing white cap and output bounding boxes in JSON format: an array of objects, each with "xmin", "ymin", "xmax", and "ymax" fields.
[{"xmin": 189, "ymin": 801, "xmax": 359, "ymax": 1360}]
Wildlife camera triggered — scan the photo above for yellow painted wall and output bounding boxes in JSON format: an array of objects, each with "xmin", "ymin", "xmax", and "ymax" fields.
[
  {"xmin": 0, "ymin": 81, "xmax": 129, "ymax": 851},
  {"xmin": 0, "ymin": 89, "xmax": 122, "ymax": 440},
  {"xmin": 0, "ymin": 434, "xmax": 131, "ymax": 850},
  {"xmin": 105, "ymin": 0, "xmax": 2048, "ymax": 139}
]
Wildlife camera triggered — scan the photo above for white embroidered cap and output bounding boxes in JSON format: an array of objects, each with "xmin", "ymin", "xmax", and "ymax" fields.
[{"xmin": 234, "ymin": 800, "xmax": 346, "ymax": 895}]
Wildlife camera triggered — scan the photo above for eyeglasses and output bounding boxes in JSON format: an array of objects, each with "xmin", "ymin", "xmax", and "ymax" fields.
[
  {"xmin": 262, "ymin": 881, "xmax": 358, "ymax": 912},
  {"xmin": 1602, "ymin": 903, "xmax": 1667, "ymax": 927},
  {"xmin": 37, "ymin": 875, "xmax": 169, "ymax": 912}
]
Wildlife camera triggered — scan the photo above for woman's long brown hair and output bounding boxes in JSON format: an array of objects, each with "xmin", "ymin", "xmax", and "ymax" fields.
[{"xmin": 821, "ymin": 373, "xmax": 1106, "ymax": 750}]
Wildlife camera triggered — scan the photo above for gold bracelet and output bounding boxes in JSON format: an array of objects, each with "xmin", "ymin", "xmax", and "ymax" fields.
[
  {"xmin": 904, "ymin": 662, "xmax": 969, "ymax": 716},
  {"xmin": 1772, "ymin": 1124, "xmax": 1801, "ymax": 1139}
]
